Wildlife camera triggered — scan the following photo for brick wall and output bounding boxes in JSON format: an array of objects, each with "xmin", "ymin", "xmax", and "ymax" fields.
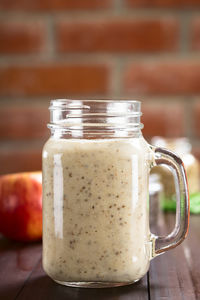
[{"xmin": 0, "ymin": 0, "xmax": 200, "ymax": 174}]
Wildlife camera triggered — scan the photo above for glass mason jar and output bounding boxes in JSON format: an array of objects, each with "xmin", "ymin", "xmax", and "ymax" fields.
[{"xmin": 42, "ymin": 100, "xmax": 189, "ymax": 288}]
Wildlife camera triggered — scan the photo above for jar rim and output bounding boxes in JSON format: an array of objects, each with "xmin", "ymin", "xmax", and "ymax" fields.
[
  {"xmin": 50, "ymin": 99, "xmax": 141, "ymax": 103},
  {"xmin": 49, "ymin": 99, "xmax": 141, "ymax": 110},
  {"xmin": 48, "ymin": 99, "xmax": 143, "ymax": 137}
]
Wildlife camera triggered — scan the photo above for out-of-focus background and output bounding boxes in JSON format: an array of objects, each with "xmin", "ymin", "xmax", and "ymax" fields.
[{"xmin": 0, "ymin": 0, "xmax": 200, "ymax": 175}]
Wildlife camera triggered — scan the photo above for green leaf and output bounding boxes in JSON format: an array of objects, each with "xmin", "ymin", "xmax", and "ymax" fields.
[
  {"xmin": 161, "ymin": 192, "xmax": 200, "ymax": 214},
  {"xmin": 190, "ymin": 193, "xmax": 200, "ymax": 214}
]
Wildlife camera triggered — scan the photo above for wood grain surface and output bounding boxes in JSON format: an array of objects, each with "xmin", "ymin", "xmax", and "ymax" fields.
[{"xmin": 0, "ymin": 214, "xmax": 199, "ymax": 300}]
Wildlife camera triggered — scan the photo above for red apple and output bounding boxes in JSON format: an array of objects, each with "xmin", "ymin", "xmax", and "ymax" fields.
[{"xmin": 0, "ymin": 172, "xmax": 42, "ymax": 242}]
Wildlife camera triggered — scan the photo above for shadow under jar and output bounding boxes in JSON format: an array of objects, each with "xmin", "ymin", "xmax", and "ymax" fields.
[{"xmin": 42, "ymin": 100, "xmax": 189, "ymax": 288}]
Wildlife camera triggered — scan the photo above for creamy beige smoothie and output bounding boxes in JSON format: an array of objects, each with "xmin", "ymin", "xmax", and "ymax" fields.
[{"xmin": 42, "ymin": 137, "xmax": 152, "ymax": 284}]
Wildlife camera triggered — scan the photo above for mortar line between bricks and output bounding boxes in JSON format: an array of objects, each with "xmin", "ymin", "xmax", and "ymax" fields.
[
  {"xmin": 114, "ymin": 0, "xmax": 124, "ymax": 12},
  {"xmin": 2, "ymin": 53, "xmax": 200, "ymax": 66},
  {"xmin": 0, "ymin": 140, "xmax": 45, "ymax": 149},
  {"xmin": 0, "ymin": 98, "xmax": 50, "ymax": 106},
  {"xmin": 188, "ymin": 97, "xmax": 200, "ymax": 144},
  {"xmin": 110, "ymin": 59, "xmax": 124, "ymax": 98},
  {"xmin": 184, "ymin": 97, "xmax": 194, "ymax": 139},
  {"xmin": 0, "ymin": 9, "xmax": 200, "ymax": 19},
  {"xmin": 45, "ymin": 15, "xmax": 56, "ymax": 58},
  {"xmin": 0, "ymin": 96, "xmax": 196, "ymax": 103},
  {"xmin": 0, "ymin": 95, "xmax": 116, "ymax": 103},
  {"xmin": 179, "ymin": 14, "xmax": 192, "ymax": 53}
]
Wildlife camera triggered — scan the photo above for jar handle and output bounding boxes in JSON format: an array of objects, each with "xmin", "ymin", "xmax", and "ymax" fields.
[{"xmin": 151, "ymin": 147, "xmax": 190, "ymax": 257}]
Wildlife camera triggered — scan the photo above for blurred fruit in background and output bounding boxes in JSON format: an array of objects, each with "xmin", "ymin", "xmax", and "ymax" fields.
[{"xmin": 0, "ymin": 172, "xmax": 42, "ymax": 242}]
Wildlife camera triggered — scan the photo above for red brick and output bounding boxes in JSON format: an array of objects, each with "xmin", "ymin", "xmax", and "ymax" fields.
[
  {"xmin": 0, "ymin": 104, "xmax": 49, "ymax": 140},
  {"xmin": 0, "ymin": 144, "xmax": 42, "ymax": 175},
  {"xmin": 0, "ymin": 21, "xmax": 46, "ymax": 54},
  {"xmin": 57, "ymin": 19, "xmax": 179, "ymax": 53},
  {"xmin": 142, "ymin": 103, "xmax": 184, "ymax": 138},
  {"xmin": 0, "ymin": 64, "xmax": 109, "ymax": 97},
  {"xmin": 0, "ymin": 0, "xmax": 111, "ymax": 11},
  {"xmin": 191, "ymin": 18, "xmax": 200, "ymax": 51},
  {"xmin": 194, "ymin": 101, "xmax": 200, "ymax": 137},
  {"xmin": 124, "ymin": 61, "xmax": 200, "ymax": 96},
  {"xmin": 126, "ymin": 0, "xmax": 200, "ymax": 8}
]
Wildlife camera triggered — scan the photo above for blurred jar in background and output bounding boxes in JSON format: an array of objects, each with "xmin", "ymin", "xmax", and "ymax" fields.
[
  {"xmin": 151, "ymin": 137, "xmax": 200, "ymax": 201},
  {"xmin": 149, "ymin": 173, "xmax": 163, "ymax": 231}
]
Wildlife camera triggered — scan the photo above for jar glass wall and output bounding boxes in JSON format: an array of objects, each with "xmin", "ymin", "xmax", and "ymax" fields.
[{"xmin": 42, "ymin": 100, "xmax": 189, "ymax": 288}]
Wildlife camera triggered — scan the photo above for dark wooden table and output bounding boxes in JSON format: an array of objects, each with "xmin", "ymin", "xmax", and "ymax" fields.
[{"xmin": 0, "ymin": 214, "xmax": 199, "ymax": 300}]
